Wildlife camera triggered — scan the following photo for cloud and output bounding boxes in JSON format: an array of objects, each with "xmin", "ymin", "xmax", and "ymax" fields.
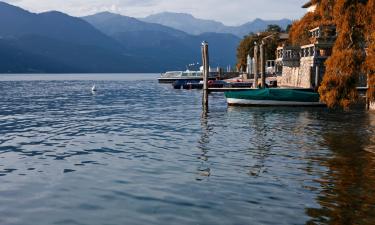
[{"xmin": 2, "ymin": 0, "xmax": 307, "ymax": 25}]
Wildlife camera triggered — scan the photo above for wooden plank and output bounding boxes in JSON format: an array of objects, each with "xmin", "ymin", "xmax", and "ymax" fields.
[
  {"xmin": 208, "ymin": 88, "xmax": 257, "ymax": 93},
  {"xmin": 202, "ymin": 42, "xmax": 209, "ymax": 109}
]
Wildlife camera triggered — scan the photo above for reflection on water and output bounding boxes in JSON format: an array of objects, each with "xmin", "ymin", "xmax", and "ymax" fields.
[
  {"xmin": 307, "ymin": 111, "xmax": 375, "ymax": 225},
  {"xmin": 247, "ymin": 110, "xmax": 273, "ymax": 177},
  {"xmin": 197, "ymin": 111, "xmax": 212, "ymax": 180},
  {"xmin": 0, "ymin": 75, "xmax": 374, "ymax": 225}
]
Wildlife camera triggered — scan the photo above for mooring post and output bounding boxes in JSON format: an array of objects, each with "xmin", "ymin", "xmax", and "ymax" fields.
[
  {"xmin": 260, "ymin": 41, "xmax": 266, "ymax": 88},
  {"xmin": 202, "ymin": 41, "xmax": 209, "ymax": 109},
  {"xmin": 253, "ymin": 42, "xmax": 259, "ymax": 88}
]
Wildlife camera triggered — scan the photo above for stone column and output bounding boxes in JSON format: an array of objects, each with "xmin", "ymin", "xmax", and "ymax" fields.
[
  {"xmin": 253, "ymin": 42, "xmax": 259, "ymax": 88},
  {"xmin": 260, "ymin": 41, "xmax": 266, "ymax": 88},
  {"xmin": 246, "ymin": 54, "xmax": 251, "ymax": 74}
]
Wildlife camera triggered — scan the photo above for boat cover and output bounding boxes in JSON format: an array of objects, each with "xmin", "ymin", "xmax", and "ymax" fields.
[{"xmin": 224, "ymin": 88, "xmax": 320, "ymax": 102}]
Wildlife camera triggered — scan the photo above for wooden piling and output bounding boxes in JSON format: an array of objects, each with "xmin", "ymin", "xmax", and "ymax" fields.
[
  {"xmin": 202, "ymin": 41, "xmax": 209, "ymax": 109},
  {"xmin": 253, "ymin": 42, "xmax": 259, "ymax": 88},
  {"xmin": 260, "ymin": 41, "xmax": 266, "ymax": 88}
]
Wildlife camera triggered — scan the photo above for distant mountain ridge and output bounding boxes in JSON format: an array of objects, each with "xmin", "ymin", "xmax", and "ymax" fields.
[
  {"xmin": 0, "ymin": 1, "xmax": 145, "ymax": 73},
  {"xmin": 0, "ymin": 1, "xmax": 290, "ymax": 73},
  {"xmin": 141, "ymin": 12, "xmax": 292, "ymax": 37},
  {"xmin": 83, "ymin": 12, "xmax": 241, "ymax": 70},
  {"xmin": 0, "ymin": 2, "xmax": 121, "ymax": 50}
]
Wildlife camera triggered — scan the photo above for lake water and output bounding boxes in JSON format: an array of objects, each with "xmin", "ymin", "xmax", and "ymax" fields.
[{"xmin": 0, "ymin": 74, "xmax": 374, "ymax": 225}]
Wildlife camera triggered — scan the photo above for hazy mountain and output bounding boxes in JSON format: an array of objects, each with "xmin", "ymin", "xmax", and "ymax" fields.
[
  {"xmin": 0, "ymin": 2, "xmax": 240, "ymax": 73},
  {"xmin": 233, "ymin": 18, "xmax": 292, "ymax": 37},
  {"xmin": 84, "ymin": 12, "xmax": 240, "ymax": 69},
  {"xmin": 0, "ymin": 1, "xmax": 148, "ymax": 73},
  {"xmin": 0, "ymin": 2, "xmax": 121, "ymax": 51},
  {"xmin": 141, "ymin": 12, "xmax": 226, "ymax": 36},
  {"xmin": 142, "ymin": 12, "xmax": 292, "ymax": 37},
  {"xmin": 0, "ymin": 39, "xmax": 77, "ymax": 73},
  {"xmin": 83, "ymin": 12, "xmax": 187, "ymax": 37}
]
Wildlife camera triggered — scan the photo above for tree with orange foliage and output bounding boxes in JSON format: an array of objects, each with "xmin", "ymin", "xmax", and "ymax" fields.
[
  {"xmin": 289, "ymin": 0, "xmax": 374, "ymax": 108},
  {"xmin": 318, "ymin": 0, "xmax": 368, "ymax": 108},
  {"xmin": 289, "ymin": 12, "xmax": 321, "ymax": 46},
  {"xmin": 365, "ymin": 0, "xmax": 375, "ymax": 102},
  {"xmin": 289, "ymin": 0, "xmax": 335, "ymax": 46},
  {"xmin": 319, "ymin": 0, "xmax": 369, "ymax": 108}
]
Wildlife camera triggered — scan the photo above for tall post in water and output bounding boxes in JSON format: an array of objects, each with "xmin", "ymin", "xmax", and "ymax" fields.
[
  {"xmin": 260, "ymin": 40, "xmax": 266, "ymax": 88},
  {"xmin": 202, "ymin": 41, "xmax": 209, "ymax": 109},
  {"xmin": 253, "ymin": 42, "xmax": 259, "ymax": 88}
]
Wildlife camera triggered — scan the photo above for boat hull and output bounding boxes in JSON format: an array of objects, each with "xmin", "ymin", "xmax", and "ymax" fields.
[
  {"xmin": 225, "ymin": 88, "xmax": 326, "ymax": 107},
  {"xmin": 227, "ymin": 98, "xmax": 325, "ymax": 106}
]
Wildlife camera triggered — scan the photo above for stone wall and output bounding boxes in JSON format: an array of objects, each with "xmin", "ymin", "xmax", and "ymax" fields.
[
  {"xmin": 277, "ymin": 57, "xmax": 314, "ymax": 88},
  {"xmin": 277, "ymin": 56, "xmax": 327, "ymax": 88}
]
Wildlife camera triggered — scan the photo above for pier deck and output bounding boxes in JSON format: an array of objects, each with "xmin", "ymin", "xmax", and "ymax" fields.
[{"xmin": 208, "ymin": 88, "xmax": 256, "ymax": 93}]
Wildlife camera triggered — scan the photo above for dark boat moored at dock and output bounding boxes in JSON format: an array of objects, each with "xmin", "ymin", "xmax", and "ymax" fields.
[
  {"xmin": 173, "ymin": 80, "xmax": 253, "ymax": 90},
  {"xmin": 172, "ymin": 79, "xmax": 201, "ymax": 89},
  {"xmin": 183, "ymin": 82, "xmax": 203, "ymax": 90},
  {"xmin": 182, "ymin": 80, "xmax": 228, "ymax": 90}
]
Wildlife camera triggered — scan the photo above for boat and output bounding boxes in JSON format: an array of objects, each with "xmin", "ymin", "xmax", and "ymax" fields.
[
  {"xmin": 224, "ymin": 88, "xmax": 325, "ymax": 106},
  {"xmin": 181, "ymin": 80, "xmax": 228, "ymax": 90},
  {"xmin": 172, "ymin": 79, "xmax": 201, "ymax": 89},
  {"xmin": 158, "ymin": 70, "xmax": 218, "ymax": 83}
]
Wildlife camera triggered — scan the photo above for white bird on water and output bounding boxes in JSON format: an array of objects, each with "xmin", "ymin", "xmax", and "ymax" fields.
[{"xmin": 91, "ymin": 85, "xmax": 97, "ymax": 92}]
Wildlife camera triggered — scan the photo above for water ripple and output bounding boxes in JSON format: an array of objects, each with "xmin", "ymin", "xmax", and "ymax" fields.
[{"xmin": 0, "ymin": 75, "xmax": 374, "ymax": 225}]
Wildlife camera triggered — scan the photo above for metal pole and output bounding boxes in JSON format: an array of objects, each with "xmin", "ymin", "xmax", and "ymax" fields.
[
  {"xmin": 202, "ymin": 41, "xmax": 209, "ymax": 109},
  {"xmin": 253, "ymin": 42, "xmax": 259, "ymax": 88}
]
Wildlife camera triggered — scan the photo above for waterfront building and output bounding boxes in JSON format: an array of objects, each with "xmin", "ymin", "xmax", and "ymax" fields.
[
  {"xmin": 276, "ymin": 25, "xmax": 336, "ymax": 88},
  {"xmin": 273, "ymin": 1, "xmax": 336, "ymax": 88}
]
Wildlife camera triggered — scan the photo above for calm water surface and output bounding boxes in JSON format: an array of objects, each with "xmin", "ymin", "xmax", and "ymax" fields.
[{"xmin": 0, "ymin": 74, "xmax": 374, "ymax": 225}]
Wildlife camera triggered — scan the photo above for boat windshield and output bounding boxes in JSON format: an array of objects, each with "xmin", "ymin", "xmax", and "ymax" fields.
[
  {"xmin": 181, "ymin": 71, "xmax": 202, "ymax": 77},
  {"xmin": 161, "ymin": 71, "xmax": 183, "ymax": 78},
  {"xmin": 161, "ymin": 70, "xmax": 203, "ymax": 78}
]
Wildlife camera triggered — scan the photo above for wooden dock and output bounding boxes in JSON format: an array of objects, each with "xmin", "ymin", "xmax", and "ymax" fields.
[{"xmin": 208, "ymin": 88, "xmax": 256, "ymax": 93}]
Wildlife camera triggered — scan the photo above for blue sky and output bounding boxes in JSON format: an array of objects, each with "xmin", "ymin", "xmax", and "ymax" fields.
[{"xmin": 4, "ymin": 0, "xmax": 308, "ymax": 25}]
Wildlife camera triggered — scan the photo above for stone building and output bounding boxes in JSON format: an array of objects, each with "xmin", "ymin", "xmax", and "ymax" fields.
[
  {"xmin": 276, "ymin": 1, "xmax": 336, "ymax": 88},
  {"xmin": 276, "ymin": 25, "xmax": 336, "ymax": 88}
]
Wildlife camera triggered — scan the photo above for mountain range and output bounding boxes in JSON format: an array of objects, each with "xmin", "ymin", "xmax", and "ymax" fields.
[
  {"xmin": 0, "ymin": 1, "xmax": 291, "ymax": 73},
  {"xmin": 141, "ymin": 12, "xmax": 292, "ymax": 38}
]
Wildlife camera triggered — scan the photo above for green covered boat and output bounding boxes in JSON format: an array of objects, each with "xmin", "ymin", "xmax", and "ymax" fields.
[{"xmin": 224, "ymin": 88, "xmax": 325, "ymax": 106}]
